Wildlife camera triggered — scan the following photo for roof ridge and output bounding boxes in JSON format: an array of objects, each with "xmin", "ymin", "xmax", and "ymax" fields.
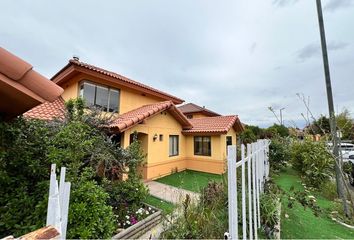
[{"xmin": 66, "ymin": 59, "xmax": 184, "ymax": 103}]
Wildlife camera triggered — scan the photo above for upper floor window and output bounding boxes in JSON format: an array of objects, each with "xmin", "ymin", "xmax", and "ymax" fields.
[
  {"xmin": 79, "ymin": 81, "xmax": 120, "ymax": 113},
  {"xmin": 186, "ymin": 114, "xmax": 193, "ymax": 119},
  {"xmin": 194, "ymin": 136, "xmax": 211, "ymax": 156}
]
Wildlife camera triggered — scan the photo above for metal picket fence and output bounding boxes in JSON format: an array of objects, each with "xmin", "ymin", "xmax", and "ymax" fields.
[{"xmin": 227, "ymin": 139, "xmax": 270, "ymax": 240}]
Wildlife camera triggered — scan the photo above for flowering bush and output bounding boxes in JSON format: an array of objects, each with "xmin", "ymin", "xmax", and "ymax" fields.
[{"xmin": 115, "ymin": 205, "xmax": 156, "ymax": 229}]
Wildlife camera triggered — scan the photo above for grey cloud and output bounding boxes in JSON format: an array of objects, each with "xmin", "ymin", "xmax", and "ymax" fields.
[
  {"xmin": 324, "ymin": 0, "xmax": 353, "ymax": 12},
  {"xmin": 249, "ymin": 42, "xmax": 257, "ymax": 54},
  {"xmin": 1, "ymin": 0, "xmax": 353, "ymax": 128},
  {"xmin": 296, "ymin": 41, "xmax": 349, "ymax": 61},
  {"xmin": 272, "ymin": 0, "xmax": 298, "ymax": 7}
]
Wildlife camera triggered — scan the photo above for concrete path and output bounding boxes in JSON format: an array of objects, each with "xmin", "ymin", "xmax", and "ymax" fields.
[
  {"xmin": 145, "ymin": 181, "xmax": 200, "ymax": 204},
  {"xmin": 138, "ymin": 181, "xmax": 200, "ymax": 239}
]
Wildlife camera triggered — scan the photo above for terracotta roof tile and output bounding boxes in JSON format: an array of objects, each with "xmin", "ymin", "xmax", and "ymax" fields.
[
  {"xmin": 178, "ymin": 103, "xmax": 220, "ymax": 117},
  {"xmin": 52, "ymin": 59, "xmax": 184, "ymax": 104},
  {"xmin": 110, "ymin": 101, "xmax": 192, "ymax": 132},
  {"xmin": 23, "ymin": 97, "xmax": 65, "ymax": 121},
  {"xmin": 0, "ymin": 47, "xmax": 63, "ymax": 120},
  {"xmin": 182, "ymin": 115, "xmax": 244, "ymax": 135}
]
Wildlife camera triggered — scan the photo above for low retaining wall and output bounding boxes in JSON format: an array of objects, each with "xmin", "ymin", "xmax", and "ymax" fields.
[{"xmin": 112, "ymin": 205, "xmax": 162, "ymax": 239}]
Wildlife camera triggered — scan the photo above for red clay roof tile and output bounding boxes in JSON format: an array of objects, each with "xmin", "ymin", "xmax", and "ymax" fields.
[
  {"xmin": 52, "ymin": 59, "xmax": 184, "ymax": 104},
  {"xmin": 23, "ymin": 97, "xmax": 66, "ymax": 121},
  {"xmin": 109, "ymin": 101, "xmax": 192, "ymax": 132},
  {"xmin": 182, "ymin": 115, "xmax": 244, "ymax": 135}
]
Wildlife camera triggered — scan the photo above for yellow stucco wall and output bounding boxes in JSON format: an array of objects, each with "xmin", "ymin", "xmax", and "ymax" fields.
[
  {"xmin": 122, "ymin": 111, "xmax": 238, "ymax": 179},
  {"xmin": 122, "ymin": 111, "xmax": 188, "ymax": 179},
  {"xmin": 191, "ymin": 113, "xmax": 211, "ymax": 118}
]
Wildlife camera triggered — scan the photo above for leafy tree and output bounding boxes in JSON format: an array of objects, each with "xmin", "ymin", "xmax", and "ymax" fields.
[
  {"xmin": 267, "ymin": 124, "xmax": 289, "ymax": 138},
  {"xmin": 240, "ymin": 128, "xmax": 257, "ymax": 144},
  {"xmin": 308, "ymin": 115, "xmax": 331, "ymax": 135},
  {"xmin": 336, "ymin": 109, "xmax": 354, "ymax": 140}
]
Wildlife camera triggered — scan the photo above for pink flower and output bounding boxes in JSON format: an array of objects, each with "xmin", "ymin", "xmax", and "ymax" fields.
[{"xmin": 130, "ymin": 216, "xmax": 138, "ymax": 225}]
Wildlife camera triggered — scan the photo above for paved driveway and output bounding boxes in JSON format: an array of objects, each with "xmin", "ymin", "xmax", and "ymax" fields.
[
  {"xmin": 139, "ymin": 181, "xmax": 200, "ymax": 239},
  {"xmin": 145, "ymin": 181, "xmax": 200, "ymax": 204}
]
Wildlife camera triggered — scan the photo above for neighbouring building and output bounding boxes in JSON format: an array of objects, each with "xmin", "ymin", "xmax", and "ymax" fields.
[
  {"xmin": 24, "ymin": 58, "xmax": 244, "ymax": 180},
  {"xmin": 178, "ymin": 102, "xmax": 220, "ymax": 119}
]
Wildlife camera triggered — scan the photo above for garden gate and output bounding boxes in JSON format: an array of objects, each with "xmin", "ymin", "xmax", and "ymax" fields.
[{"xmin": 227, "ymin": 139, "xmax": 270, "ymax": 239}]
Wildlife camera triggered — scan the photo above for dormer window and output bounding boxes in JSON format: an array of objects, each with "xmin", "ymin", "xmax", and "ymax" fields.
[{"xmin": 79, "ymin": 81, "xmax": 120, "ymax": 113}]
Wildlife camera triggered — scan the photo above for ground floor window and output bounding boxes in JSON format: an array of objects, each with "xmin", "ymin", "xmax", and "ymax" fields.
[
  {"xmin": 194, "ymin": 136, "xmax": 211, "ymax": 156},
  {"xmin": 169, "ymin": 135, "xmax": 179, "ymax": 156}
]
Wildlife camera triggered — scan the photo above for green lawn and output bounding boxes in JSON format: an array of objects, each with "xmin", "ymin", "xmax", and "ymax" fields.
[
  {"xmin": 144, "ymin": 195, "xmax": 175, "ymax": 214},
  {"xmin": 156, "ymin": 170, "xmax": 223, "ymax": 192},
  {"xmin": 273, "ymin": 168, "xmax": 354, "ymax": 239}
]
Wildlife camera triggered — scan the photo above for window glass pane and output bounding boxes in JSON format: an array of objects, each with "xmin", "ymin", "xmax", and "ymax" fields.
[
  {"xmin": 203, "ymin": 137, "xmax": 211, "ymax": 156},
  {"xmin": 108, "ymin": 89, "xmax": 119, "ymax": 113},
  {"xmin": 82, "ymin": 83, "xmax": 95, "ymax": 106},
  {"xmin": 169, "ymin": 136, "xmax": 173, "ymax": 156},
  {"xmin": 169, "ymin": 135, "xmax": 179, "ymax": 156},
  {"xmin": 95, "ymin": 86, "xmax": 109, "ymax": 111},
  {"xmin": 194, "ymin": 137, "xmax": 203, "ymax": 155},
  {"xmin": 174, "ymin": 136, "xmax": 179, "ymax": 155}
]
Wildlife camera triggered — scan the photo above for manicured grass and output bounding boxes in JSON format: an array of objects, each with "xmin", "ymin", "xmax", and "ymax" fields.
[
  {"xmin": 156, "ymin": 170, "xmax": 223, "ymax": 192},
  {"xmin": 273, "ymin": 168, "xmax": 354, "ymax": 239},
  {"xmin": 144, "ymin": 195, "xmax": 175, "ymax": 214}
]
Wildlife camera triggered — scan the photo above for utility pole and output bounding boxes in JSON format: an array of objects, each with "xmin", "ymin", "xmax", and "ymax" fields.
[
  {"xmin": 280, "ymin": 108, "xmax": 285, "ymax": 126},
  {"xmin": 316, "ymin": 0, "xmax": 349, "ymax": 216}
]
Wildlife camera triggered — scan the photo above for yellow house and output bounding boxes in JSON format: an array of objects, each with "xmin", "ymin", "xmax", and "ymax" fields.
[{"xmin": 25, "ymin": 58, "xmax": 244, "ymax": 180}]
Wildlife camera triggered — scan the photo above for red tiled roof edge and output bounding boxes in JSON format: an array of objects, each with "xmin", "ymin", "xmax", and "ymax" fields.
[
  {"xmin": 51, "ymin": 59, "xmax": 184, "ymax": 104},
  {"xmin": 109, "ymin": 101, "xmax": 192, "ymax": 133},
  {"xmin": 23, "ymin": 97, "xmax": 66, "ymax": 121},
  {"xmin": 182, "ymin": 115, "xmax": 244, "ymax": 135}
]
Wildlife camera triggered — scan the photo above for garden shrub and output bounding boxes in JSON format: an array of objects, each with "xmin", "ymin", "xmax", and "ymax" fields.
[
  {"xmin": 0, "ymin": 99, "xmax": 149, "ymax": 238},
  {"xmin": 319, "ymin": 180, "xmax": 337, "ymax": 201},
  {"xmin": 104, "ymin": 175, "xmax": 149, "ymax": 225},
  {"xmin": 67, "ymin": 169, "xmax": 115, "ymax": 239},
  {"xmin": 260, "ymin": 180, "xmax": 281, "ymax": 239},
  {"xmin": 290, "ymin": 140, "xmax": 334, "ymax": 188},
  {"xmin": 162, "ymin": 180, "xmax": 230, "ymax": 239},
  {"xmin": 269, "ymin": 137, "xmax": 290, "ymax": 171},
  {"xmin": 0, "ymin": 118, "xmax": 52, "ymax": 237}
]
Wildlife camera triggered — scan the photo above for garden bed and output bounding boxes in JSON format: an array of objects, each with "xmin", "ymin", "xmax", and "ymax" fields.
[{"xmin": 113, "ymin": 204, "xmax": 161, "ymax": 239}]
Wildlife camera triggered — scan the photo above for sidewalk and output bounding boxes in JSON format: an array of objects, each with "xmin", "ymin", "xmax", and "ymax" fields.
[
  {"xmin": 145, "ymin": 181, "xmax": 200, "ymax": 204},
  {"xmin": 138, "ymin": 181, "xmax": 200, "ymax": 239}
]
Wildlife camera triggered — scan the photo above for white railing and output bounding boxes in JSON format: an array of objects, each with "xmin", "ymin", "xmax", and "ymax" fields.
[
  {"xmin": 46, "ymin": 164, "xmax": 71, "ymax": 239},
  {"xmin": 227, "ymin": 139, "xmax": 270, "ymax": 240}
]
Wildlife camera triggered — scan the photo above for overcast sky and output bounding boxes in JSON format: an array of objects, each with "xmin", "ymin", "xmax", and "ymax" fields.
[{"xmin": 1, "ymin": 0, "xmax": 353, "ymax": 128}]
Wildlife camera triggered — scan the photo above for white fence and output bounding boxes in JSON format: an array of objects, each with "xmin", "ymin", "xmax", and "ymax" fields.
[
  {"xmin": 46, "ymin": 164, "xmax": 71, "ymax": 239},
  {"xmin": 227, "ymin": 139, "xmax": 270, "ymax": 240}
]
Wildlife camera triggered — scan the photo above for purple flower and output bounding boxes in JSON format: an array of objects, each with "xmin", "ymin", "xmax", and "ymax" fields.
[{"xmin": 130, "ymin": 216, "xmax": 138, "ymax": 225}]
